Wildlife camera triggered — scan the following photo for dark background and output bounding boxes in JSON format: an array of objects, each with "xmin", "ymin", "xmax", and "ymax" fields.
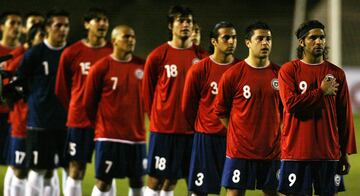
[{"xmin": 1, "ymin": 0, "xmax": 359, "ymax": 65}]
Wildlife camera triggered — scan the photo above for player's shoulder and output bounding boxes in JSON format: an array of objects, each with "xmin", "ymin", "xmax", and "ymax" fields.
[
  {"xmin": 131, "ymin": 55, "xmax": 146, "ymax": 65},
  {"xmin": 269, "ymin": 62, "xmax": 281, "ymax": 71},
  {"xmin": 280, "ymin": 59, "xmax": 300, "ymax": 72}
]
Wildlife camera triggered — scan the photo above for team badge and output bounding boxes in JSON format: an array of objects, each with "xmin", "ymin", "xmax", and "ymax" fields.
[
  {"xmin": 134, "ymin": 68, "xmax": 144, "ymax": 79},
  {"xmin": 192, "ymin": 58, "xmax": 200, "ymax": 65},
  {"xmin": 334, "ymin": 174, "xmax": 341, "ymax": 187},
  {"xmin": 271, "ymin": 78, "xmax": 279, "ymax": 90},
  {"xmin": 325, "ymin": 74, "xmax": 335, "ymax": 81}
]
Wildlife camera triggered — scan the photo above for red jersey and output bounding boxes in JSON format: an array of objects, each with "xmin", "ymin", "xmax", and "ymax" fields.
[
  {"xmin": 182, "ymin": 56, "xmax": 238, "ymax": 136},
  {"xmin": 215, "ymin": 60, "xmax": 281, "ymax": 159},
  {"xmin": 278, "ymin": 59, "xmax": 357, "ymax": 160},
  {"xmin": 142, "ymin": 42, "xmax": 208, "ymax": 134},
  {"xmin": 55, "ymin": 40, "xmax": 112, "ymax": 128},
  {"xmin": 6, "ymin": 47, "xmax": 27, "ymax": 138},
  {"xmin": 0, "ymin": 45, "xmax": 16, "ymax": 113},
  {"xmin": 83, "ymin": 55, "xmax": 146, "ymax": 142}
]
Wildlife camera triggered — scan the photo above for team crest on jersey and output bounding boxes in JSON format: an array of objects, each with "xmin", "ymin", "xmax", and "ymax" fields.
[
  {"xmin": 192, "ymin": 58, "xmax": 200, "ymax": 65},
  {"xmin": 134, "ymin": 68, "xmax": 144, "ymax": 79},
  {"xmin": 334, "ymin": 174, "xmax": 341, "ymax": 187},
  {"xmin": 271, "ymin": 78, "xmax": 279, "ymax": 90}
]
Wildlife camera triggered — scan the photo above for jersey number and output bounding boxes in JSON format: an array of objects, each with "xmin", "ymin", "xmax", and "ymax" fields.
[
  {"xmin": 15, "ymin": 151, "xmax": 26, "ymax": 164},
  {"xmin": 232, "ymin": 169, "xmax": 241, "ymax": 183},
  {"xmin": 210, "ymin": 81, "xmax": 218, "ymax": 95},
  {"xmin": 195, "ymin": 172, "xmax": 204, "ymax": 186},
  {"xmin": 164, "ymin": 64, "xmax": 178, "ymax": 78},
  {"xmin": 105, "ymin": 160, "xmax": 113, "ymax": 173},
  {"xmin": 288, "ymin": 173, "xmax": 296, "ymax": 187},
  {"xmin": 243, "ymin": 85, "xmax": 251, "ymax": 99},
  {"xmin": 154, "ymin": 156, "xmax": 166, "ymax": 170},
  {"xmin": 299, "ymin": 81, "xmax": 307, "ymax": 94},
  {"xmin": 79, "ymin": 62, "xmax": 91, "ymax": 75},
  {"xmin": 69, "ymin": 142, "xmax": 76, "ymax": 156},
  {"xmin": 111, "ymin": 77, "xmax": 118, "ymax": 90},
  {"xmin": 42, "ymin": 61, "xmax": 49, "ymax": 75}
]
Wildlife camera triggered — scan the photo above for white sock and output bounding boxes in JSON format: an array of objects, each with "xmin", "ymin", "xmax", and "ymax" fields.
[
  {"xmin": 4, "ymin": 167, "xmax": 14, "ymax": 196},
  {"xmin": 43, "ymin": 178, "xmax": 53, "ymax": 196},
  {"xmin": 64, "ymin": 177, "xmax": 82, "ymax": 196},
  {"xmin": 52, "ymin": 170, "xmax": 60, "ymax": 196},
  {"xmin": 91, "ymin": 185, "xmax": 110, "ymax": 196},
  {"xmin": 128, "ymin": 187, "xmax": 145, "ymax": 196},
  {"xmin": 159, "ymin": 190, "xmax": 174, "ymax": 196},
  {"xmin": 62, "ymin": 169, "xmax": 68, "ymax": 194},
  {"xmin": 143, "ymin": 186, "xmax": 159, "ymax": 196},
  {"xmin": 10, "ymin": 175, "xmax": 26, "ymax": 196},
  {"xmin": 25, "ymin": 170, "xmax": 45, "ymax": 196},
  {"xmin": 108, "ymin": 179, "xmax": 116, "ymax": 196}
]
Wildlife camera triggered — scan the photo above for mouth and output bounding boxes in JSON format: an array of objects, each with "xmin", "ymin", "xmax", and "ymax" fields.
[
  {"xmin": 261, "ymin": 48, "xmax": 269, "ymax": 52},
  {"xmin": 97, "ymin": 28, "xmax": 107, "ymax": 33},
  {"xmin": 181, "ymin": 29, "xmax": 190, "ymax": 33}
]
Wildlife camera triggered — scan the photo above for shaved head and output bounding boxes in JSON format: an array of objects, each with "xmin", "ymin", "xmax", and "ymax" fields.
[{"xmin": 111, "ymin": 25, "xmax": 134, "ymax": 41}]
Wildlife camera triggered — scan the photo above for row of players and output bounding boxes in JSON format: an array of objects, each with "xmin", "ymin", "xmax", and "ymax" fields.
[{"xmin": 0, "ymin": 5, "xmax": 356, "ymax": 196}]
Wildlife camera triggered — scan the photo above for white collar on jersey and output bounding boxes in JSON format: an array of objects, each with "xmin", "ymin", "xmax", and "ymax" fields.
[
  {"xmin": 111, "ymin": 54, "xmax": 132, "ymax": 63},
  {"xmin": 244, "ymin": 58, "xmax": 270, "ymax": 69},
  {"xmin": 44, "ymin": 39, "xmax": 66, "ymax": 50},
  {"xmin": 300, "ymin": 60, "xmax": 324, "ymax": 65},
  {"xmin": 209, "ymin": 55, "xmax": 234, "ymax": 65},
  {"xmin": 167, "ymin": 41, "xmax": 193, "ymax": 50}
]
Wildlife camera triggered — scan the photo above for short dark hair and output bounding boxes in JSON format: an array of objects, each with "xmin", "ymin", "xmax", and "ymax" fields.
[
  {"xmin": 45, "ymin": 9, "xmax": 69, "ymax": 26},
  {"xmin": 26, "ymin": 23, "xmax": 45, "ymax": 47},
  {"xmin": 244, "ymin": 21, "xmax": 271, "ymax": 40},
  {"xmin": 0, "ymin": 11, "xmax": 21, "ymax": 25},
  {"xmin": 83, "ymin": 8, "xmax": 108, "ymax": 23},
  {"xmin": 209, "ymin": 21, "xmax": 236, "ymax": 53},
  {"xmin": 25, "ymin": 11, "xmax": 43, "ymax": 20},
  {"xmin": 167, "ymin": 5, "xmax": 193, "ymax": 40},
  {"xmin": 295, "ymin": 20, "xmax": 328, "ymax": 59}
]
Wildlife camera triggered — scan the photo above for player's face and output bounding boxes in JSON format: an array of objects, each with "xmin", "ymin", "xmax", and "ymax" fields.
[
  {"xmin": 170, "ymin": 15, "xmax": 193, "ymax": 40},
  {"xmin": 113, "ymin": 27, "xmax": 136, "ymax": 53},
  {"xmin": 85, "ymin": 15, "xmax": 109, "ymax": 38},
  {"xmin": 213, "ymin": 27, "xmax": 237, "ymax": 55},
  {"xmin": 25, "ymin": 16, "xmax": 44, "ymax": 32},
  {"xmin": 46, "ymin": 16, "xmax": 69, "ymax": 46},
  {"xmin": 1, "ymin": 15, "xmax": 22, "ymax": 40},
  {"xmin": 301, "ymin": 28, "xmax": 326, "ymax": 58},
  {"xmin": 191, "ymin": 24, "xmax": 201, "ymax": 45},
  {"xmin": 246, "ymin": 29, "xmax": 272, "ymax": 59}
]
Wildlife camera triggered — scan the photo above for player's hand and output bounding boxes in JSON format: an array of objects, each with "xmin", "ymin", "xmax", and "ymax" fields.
[
  {"xmin": 338, "ymin": 154, "xmax": 351, "ymax": 175},
  {"xmin": 320, "ymin": 75, "xmax": 339, "ymax": 96}
]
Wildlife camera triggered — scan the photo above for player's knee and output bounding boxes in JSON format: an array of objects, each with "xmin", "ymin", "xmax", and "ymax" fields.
[
  {"xmin": 129, "ymin": 177, "xmax": 144, "ymax": 188},
  {"xmin": 12, "ymin": 167, "xmax": 28, "ymax": 179},
  {"xmin": 147, "ymin": 175, "xmax": 164, "ymax": 190},
  {"xmin": 69, "ymin": 160, "xmax": 86, "ymax": 179},
  {"xmin": 95, "ymin": 179, "xmax": 112, "ymax": 192}
]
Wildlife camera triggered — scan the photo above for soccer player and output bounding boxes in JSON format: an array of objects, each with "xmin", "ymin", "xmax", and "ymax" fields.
[
  {"xmin": 277, "ymin": 20, "xmax": 357, "ymax": 196},
  {"xmin": 55, "ymin": 8, "xmax": 112, "ymax": 196},
  {"xmin": 22, "ymin": 11, "xmax": 45, "ymax": 36},
  {"xmin": 142, "ymin": 5, "xmax": 208, "ymax": 196},
  {"xmin": 0, "ymin": 11, "xmax": 22, "ymax": 196},
  {"xmin": 191, "ymin": 22, "xmax": 201, "ymax": 46},
  {"xmin": 16, "ymin": 9, "xmax": 70, "ymax": 196},
  {"xmin": 182, "ymin": 21, "xmax": 238, "ymax": 196},
  {"xmin": 83, "ymin": 25, "xmax": 146, "ymax": 196},
  {"xmin": 4, "ymin": 23, "xmax": 45, "ymax": 196},
  {"xmin": 215, "ymin": 21, "xmax": 281, "ymax": 196}
]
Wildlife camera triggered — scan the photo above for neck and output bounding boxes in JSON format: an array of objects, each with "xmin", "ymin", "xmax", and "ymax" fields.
[
  {"xmin": 46, "ymin": 37, "xmax": 64, "ymax": 48},
  {"xmin": 211, "ymin": 51, "xmax": 234, "ymax": 64},
  {"xmin": 85, "ymin": 34, "xmax": 106, "ymax": 47},
  {"xmin": 170, "ymin": 37, "xmax": 192, "ymax": 49},
  {"xmin": 302, "ymin": 55, "xmax": 323, "ymax": 64},
  {"xmin": 0, "ymin": 37, "xmax": 19, "ymax": 49},
  {"xmin": 246, "ymin": 55, "xmax": 269, "ymax": 68},
  {"xmin": 112, "ymin": 49, "xmax": 132, "ymax": 61}
]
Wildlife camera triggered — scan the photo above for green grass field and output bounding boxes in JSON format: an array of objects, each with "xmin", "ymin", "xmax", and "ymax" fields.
[{"xmin": 1, "ymin": 115, "xmax": 359, "ymax": 195}]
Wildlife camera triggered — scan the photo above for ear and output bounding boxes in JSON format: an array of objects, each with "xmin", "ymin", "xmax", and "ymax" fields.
[
  {"xmin": 84, "ymin": 22, "xmax": 90, "ymax": 30},
  {"xmin": 211, "ymin": 38, "xmax": 217, "ymax": 46},
  {"xmin": 299, "ymin": 39, "xmax": 304, "ymax": 47},
  {"xmin": 168, "ymin": 23, "xmax": 172, "ymax": 31},
  {"xmin": 245, "ymin": 39, "xmax": 251, "ymax": 48}
]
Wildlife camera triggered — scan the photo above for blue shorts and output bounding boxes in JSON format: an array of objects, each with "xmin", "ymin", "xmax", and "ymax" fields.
[
  {"xmin": 147, "ymin": 132, "xmax": 193, "ymax": 180},
  {"xmin": 25, "ymin": 129, "xmax": 67, "ymax": 170},
  {"xmin": 188, "ymin": 132, "xmax": 226, "ymax": 194},
  {"xmin": 221, "ymin": 158, "xmax": 280, "ymax": 190},
  {"xmin": 278, "ymin": 161, "xmax": 345, "ymax": 195},
  {"xmin": 63, "ymin": 127, "xmax": 94, "ymax": 164},
  {"xmin": 0, "ymin": 113, "xmax": 10, "ymax": 165},
  {"xmin": 7, "ymin": 137, "xmax": 27, "ymax": 168},
  {"xmin": 94, "ymin": 140, "xmax": 146, "ymax": 183}
]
